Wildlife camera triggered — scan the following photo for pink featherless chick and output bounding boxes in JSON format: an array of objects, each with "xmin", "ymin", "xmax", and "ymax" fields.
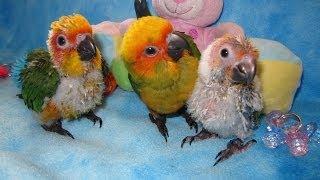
[{"xmin": 182, "ymin": 34, "xmax": 263, "ymax": 166}]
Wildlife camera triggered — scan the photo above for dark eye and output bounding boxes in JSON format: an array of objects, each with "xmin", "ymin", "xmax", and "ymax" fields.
[
  {"xmin": 220, "ymin": 48, "xmax": 229, "ymax": 58},
  {"xmin": 57, "ymin": 35, "xmax": 66, "ymax": 47},
  {"xmin": 144, "ymin": 46, "xmax": 158, "ymax": 57}
]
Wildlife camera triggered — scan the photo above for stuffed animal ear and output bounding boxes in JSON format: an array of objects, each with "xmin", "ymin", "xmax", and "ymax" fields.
[{"xmin": 134, "ymin": 0, "xmax": 151, "ymax": 18}]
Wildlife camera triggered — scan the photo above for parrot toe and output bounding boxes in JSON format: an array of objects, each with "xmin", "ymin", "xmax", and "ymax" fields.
[
  {"xmin": 41, "ymin": 120, "xmax": 74, "ymax": 139},
  {"xmin": 149, "ymin": 113, "xmax": 169, "ymax": 142},
  {"xmin": 83, "ymin": 110, "xmax": 103, "ymax": 128},
  {"xmin": 181, "ymin": 128, "xmax": 218, "ymax": 148},
  {"xmin": 181, "ymin": 136, "xmax": 195, "ymax": 148},
  {"xmin": 213, "ymin": 138, "xmax": 257, "ymax": 166}
]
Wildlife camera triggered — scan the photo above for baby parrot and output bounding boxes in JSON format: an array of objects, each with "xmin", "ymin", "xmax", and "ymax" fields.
[
  {"xmin": 18, "ymin": 14, "xmax": 107, "ymax": 138},
  {"xmin": 120, "ymin": 8, "xmax": 201, "ymax": 142},
  {"xmin": 181, "ymin": 35, "xmax": 263, "ymax": 166}
]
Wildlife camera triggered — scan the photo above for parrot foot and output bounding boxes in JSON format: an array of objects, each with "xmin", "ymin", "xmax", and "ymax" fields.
[
  {"xmin": 213, "ymin": 138, "xmax": 257, "ymax": 167},
  {"xmin": 149, "ymin": 112, "xmax": 169, "ymax": 142},
  {"xmin": 83, "ymin": 110, "xmax": 103, "ymax": 128},
  {"xmin": 179, "ymin": 106, "xmax": 198, "ymax": 133},
  {"xmin": 184, "ymin": 114, "xmax": 198, "ymax": 133},
  {"xmin": 41, "ymin": 120, "xmax": 74, "ymax": 139},
  {"xmin": 181, "ymin": 128, "xmax": 218, "ymax": 148}
]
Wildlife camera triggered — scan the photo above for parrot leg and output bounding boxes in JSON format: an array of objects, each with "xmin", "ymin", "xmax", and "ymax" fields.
[
  {"xmin": 183, "ymin": 112, "xmax": 198, "ymax": 133},
  {"xmin": 83, "ymin": 110, "xmax": 103, "ymax": 128},
  {"xmin": 213, "ymin": 138, "xmax": 257, "ymax": 166},
  {"xmin": 149, "ymin": 110, "xmax": 169, "ymax": 142},
  {"xmin": 181, "ymin": 128, "xmax": 218, "ymax": 148},
  {"xmin": 41, "ymin": 120, "xmax": 74, "ymax": 139},
  {"xmin": 180, "ymin": 106, "xmax": 198, "ymax": 133}
]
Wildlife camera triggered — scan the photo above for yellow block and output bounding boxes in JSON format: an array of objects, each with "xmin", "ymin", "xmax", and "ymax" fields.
[{"xmin": 258, "ymin": 60, "xmax": 302, "ymax": 114}]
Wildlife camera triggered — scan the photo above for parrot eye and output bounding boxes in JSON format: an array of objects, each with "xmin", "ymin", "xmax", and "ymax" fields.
[
  {"xmin": 144, "ymin": 46, "xmax": 159, "ymax": 57},
  {"xmin": 220, "ymin": 48, "xmax": 229, "ymax": 58},
  {"xmin": 56, "ymin": 35, "xmax": 68, "ymax": 48}
]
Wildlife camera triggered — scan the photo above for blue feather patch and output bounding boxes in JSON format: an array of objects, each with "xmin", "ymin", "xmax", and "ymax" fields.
[{"xmin": 11, "ymin": 57, "xmax": 27, "ymax": 88}]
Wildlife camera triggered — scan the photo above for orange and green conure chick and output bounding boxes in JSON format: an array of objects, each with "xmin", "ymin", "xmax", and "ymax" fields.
[
  {"xmin": 19, "ymin": 14, "xmax": 109, "ymax": 138},
  {"xmin": 120, "ymin": 16, "xmax": 201, "ymax": 141}
]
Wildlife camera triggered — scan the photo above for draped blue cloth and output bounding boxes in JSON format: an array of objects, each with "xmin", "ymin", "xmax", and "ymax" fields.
[{"xmin": 0, "ymin": 0, "xmax": 319, "ymax": 179}]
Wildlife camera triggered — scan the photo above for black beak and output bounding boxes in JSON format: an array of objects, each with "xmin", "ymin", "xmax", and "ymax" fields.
[
  {"xmin": 167, "ymin": 32, "xmax": 189, "ymax": 61},
  {"xmin": 134, "ymin": 0, "xmax": 152, "ymax": 18},
  {"xmin": 231, "ymin": 56, "xmax": 257, "ymax": 84},
  {"xmin": 77, "ymin": 36, "xmax": 97, "ymax": 62}
]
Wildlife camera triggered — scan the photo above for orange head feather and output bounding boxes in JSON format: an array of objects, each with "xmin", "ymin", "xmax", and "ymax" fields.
[
  {"xmin": 46, "ymin": 14, "xmax": 101, "ymax": 77},
  {"xmin": 120, "ymin": 16, "xmax": 174, "ymax": 78}
]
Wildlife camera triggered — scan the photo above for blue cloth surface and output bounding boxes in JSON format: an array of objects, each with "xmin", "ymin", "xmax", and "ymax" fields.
[
  {"xmin": 0, "ymin": 79, "xmax": 320, "ymax": 179},
  {"xmin": 0, "ymin": 0, "xmax": 320, "ymax": 179}
]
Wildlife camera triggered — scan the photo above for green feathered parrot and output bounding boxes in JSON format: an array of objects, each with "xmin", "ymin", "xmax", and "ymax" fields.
[
  {"xmin": 18, "ymin": 14, "xmax": 108, "ymax": 138},
  {"xmin": 120, "ymin": 2, "xmax": 201, "ymax": 141}
]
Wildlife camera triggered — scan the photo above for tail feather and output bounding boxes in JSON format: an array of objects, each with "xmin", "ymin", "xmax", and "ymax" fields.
[
  {"xmin": 11, "ymin": 57, "xmax": 27, "ymax": 88},
  {"xmin": 134, "ymin": 0, "xmax": 152, "ymax": 18}
]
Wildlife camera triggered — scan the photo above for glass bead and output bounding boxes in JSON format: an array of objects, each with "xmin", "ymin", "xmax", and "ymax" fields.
[{"xmin": 285, "ymin": 130, "xmax": 309, "ymax": 156}]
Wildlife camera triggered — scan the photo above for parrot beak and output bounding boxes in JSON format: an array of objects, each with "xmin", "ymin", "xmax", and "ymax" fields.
[
  {"xmin": 167, "ymin": 32, "xmax": 188, "ymax": 61},
  {"xmin": 77, "ymin": 35, "xmax": 97, "ymax": 62},
  {"xmin": 231, "ymin": 55, "xmax": 257, "ymax": 84}
]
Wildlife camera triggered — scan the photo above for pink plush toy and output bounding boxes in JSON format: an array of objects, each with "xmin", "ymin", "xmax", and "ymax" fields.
[
  {"xmin": 152, "ymin": 0, "xmax": 244, "ymax": 51},
  {"xmin": 92, "ymin": 19, "xmax": 134, "ymax": 37}
]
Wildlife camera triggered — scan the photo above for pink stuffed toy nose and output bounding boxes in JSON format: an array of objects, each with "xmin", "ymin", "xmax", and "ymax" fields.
[{"xmin": 174, "ymin": 0, "xmax": 186, "ymax": 4}]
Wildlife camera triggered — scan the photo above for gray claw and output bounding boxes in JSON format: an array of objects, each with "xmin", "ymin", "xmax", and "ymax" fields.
[
  {"xmin": 41, "ymin": 120, "xmax": 75, "ymax": 139},
  {"xmin": 213, "ymin": 138, "xmax": 256, "ymax": 167},
  {"xmin": 84, "ymin": 110, "xmax": 103, "ymax": 128},
  {"xmin": 149, "ymin": 113, "xmax": 169, "ymax": 142},
  {"xmin": 181, "ymin": 136, "xmax": 195, "ymax": 148}
]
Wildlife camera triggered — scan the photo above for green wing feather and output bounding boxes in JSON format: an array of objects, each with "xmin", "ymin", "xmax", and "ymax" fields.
[
  {"xmin": 20, "ymin": 49, "xmax": 60, "ymax": 113},
  {"xmin": 111, "ymin": 57, "xmax": 133, "ymax": 91},
  {"xmin": 128, "ymin": 74, "xmax": 141, "ymax": 97},
  {"xmin": 174, "ymin": 31, "xmax": 201, "ymax": 60}
]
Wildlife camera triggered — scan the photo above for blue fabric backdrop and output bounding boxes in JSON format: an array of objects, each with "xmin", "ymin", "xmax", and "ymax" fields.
[{"xmin": 0, "ymin": 0, "xmax": 319, "ymax": 179}]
